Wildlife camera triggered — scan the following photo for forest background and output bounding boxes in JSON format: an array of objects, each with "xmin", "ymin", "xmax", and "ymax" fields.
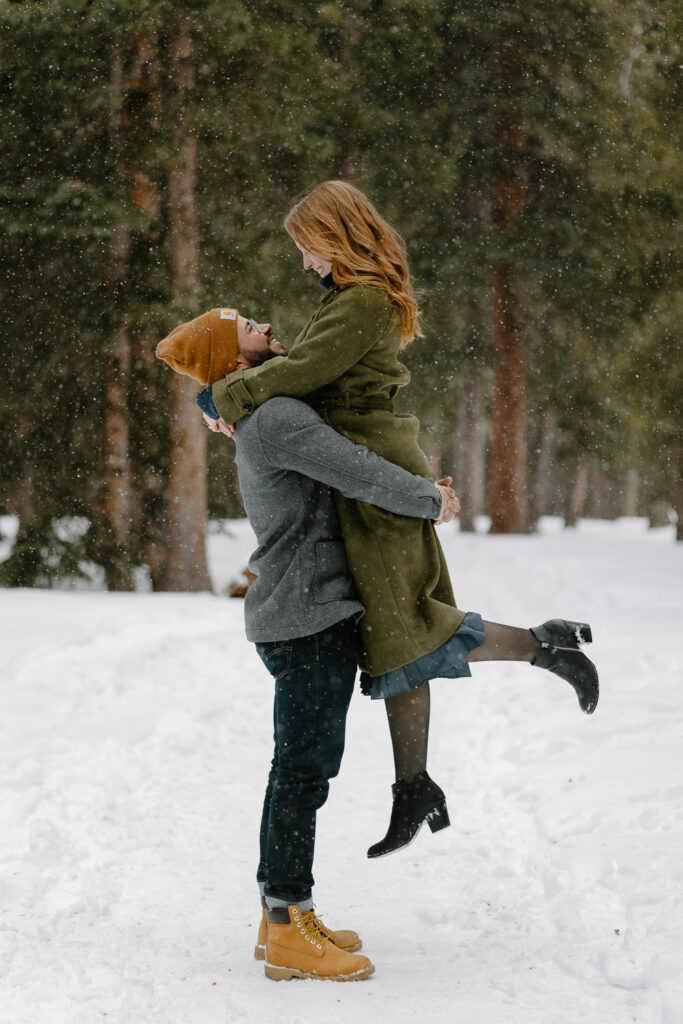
[{"xmin": 0, "ymin": 0, "xmax": 680, "ymax": 591}]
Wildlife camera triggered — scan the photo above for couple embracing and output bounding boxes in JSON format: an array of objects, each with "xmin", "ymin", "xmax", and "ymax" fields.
[{"xmin": 157, "ymin": 180, "xmax": 599, "ymax": 983}]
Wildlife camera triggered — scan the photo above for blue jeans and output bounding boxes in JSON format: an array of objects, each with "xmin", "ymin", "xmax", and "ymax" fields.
[{"xmin": 255, "ymin": 617, "xmax": 359, "ymax": 905}]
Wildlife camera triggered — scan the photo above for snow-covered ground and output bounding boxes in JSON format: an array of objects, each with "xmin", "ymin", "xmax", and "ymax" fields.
[{"xmin": 1, "ymin": 517, "xmax": 682, "ymax": 1024}]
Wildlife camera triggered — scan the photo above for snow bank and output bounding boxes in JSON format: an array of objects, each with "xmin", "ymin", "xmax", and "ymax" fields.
[{"xmin": 1, "ymin": 519, "xmax": 681, "ymax": 1024}]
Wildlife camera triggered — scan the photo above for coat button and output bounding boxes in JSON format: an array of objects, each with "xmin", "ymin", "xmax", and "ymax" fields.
[{"xmin": 243, "ymin": 401, "xmax": 253, "ymax": 412}]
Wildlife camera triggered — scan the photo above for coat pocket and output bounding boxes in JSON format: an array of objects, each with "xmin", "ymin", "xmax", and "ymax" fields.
[{"xmin": 312, "ymin": 540, "xmax": 355, "ymax": 604}]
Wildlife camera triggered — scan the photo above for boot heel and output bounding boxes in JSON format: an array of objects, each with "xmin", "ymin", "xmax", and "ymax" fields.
[
  {"xmin": 426, "ymin": 800, "xmax": 450, "ymax": 833},
  {"xmin": 574, "ymin": 622, "xmax": 592, "ymax": 645},
  {"xmin": 265, "ymin": 963, "xmax": 298, "ymax": 981}
]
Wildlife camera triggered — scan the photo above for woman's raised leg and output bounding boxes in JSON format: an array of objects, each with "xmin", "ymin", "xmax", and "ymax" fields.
[
  {"xmin": 464, "ymin": 621, "xmax": 537, "ymax": 662},
  {"xmin": 466, "ymin": 618, "xmax": 599, "ymax": 714}
]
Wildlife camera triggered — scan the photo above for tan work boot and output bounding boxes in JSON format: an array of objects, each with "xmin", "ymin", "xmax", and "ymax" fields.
[
  {"xmin": 264, "ymin": 904, "xmax": 374, "ymax": 981},
  {"xmin": 254, "ymin": 906, "xmax": 362, "ymax": 960}
]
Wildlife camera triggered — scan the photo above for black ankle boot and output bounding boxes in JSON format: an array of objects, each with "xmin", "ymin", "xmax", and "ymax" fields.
[
  {"xmin": 530, "ymin": 618, "xmax": 593, "ymax": 650},
  {"xmin": 530, "ymin": 618, "xmax": 599, "ymax": 714},
  {"xmin": 367, "ymin": 770, "xmax": 450, "ymax": 859}
]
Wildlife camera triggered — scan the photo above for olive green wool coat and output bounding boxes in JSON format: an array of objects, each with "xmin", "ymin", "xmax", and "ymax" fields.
[{"xmin": 212, "ymin": 284, "xmax": 466, "ymax": 677}]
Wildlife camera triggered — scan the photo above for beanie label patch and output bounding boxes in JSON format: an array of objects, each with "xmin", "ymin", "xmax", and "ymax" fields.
[{"xmin": 220, "ymin": 308, "xmax": 237, "ymax": 320}]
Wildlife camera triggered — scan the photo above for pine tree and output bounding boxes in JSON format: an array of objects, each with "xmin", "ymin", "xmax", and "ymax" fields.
[
  {"xmin": 2, "ymin": 0, "xmax": 679, "ymax": 593},
  {"xmin": 612, "ymin": 4, "xmax": 682, "ymax": 535}
]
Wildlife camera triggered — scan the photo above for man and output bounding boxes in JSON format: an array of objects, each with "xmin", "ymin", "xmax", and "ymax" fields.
[{"xmin": 157, "ymin": 309, "xmax": 457, "ymax": 982}]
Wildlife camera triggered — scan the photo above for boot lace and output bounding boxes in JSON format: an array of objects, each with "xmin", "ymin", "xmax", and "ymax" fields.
[{"xmin": 300, "ymin": 909, "xmax": 331, "ymax": 945}]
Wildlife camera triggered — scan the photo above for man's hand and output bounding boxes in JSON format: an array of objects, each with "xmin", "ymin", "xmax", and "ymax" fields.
[
  {"xmin": 202, "ymin": 412, "xmax": 235, "ymax": 437},
  {"xmin": 434, "ymin": 475, "xmax": 460, "ymax": 525}
]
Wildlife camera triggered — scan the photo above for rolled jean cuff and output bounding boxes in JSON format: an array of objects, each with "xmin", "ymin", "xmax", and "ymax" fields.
[{"xmin": 266, "ymin": 895, "xmax": 314, "ymax": 915}]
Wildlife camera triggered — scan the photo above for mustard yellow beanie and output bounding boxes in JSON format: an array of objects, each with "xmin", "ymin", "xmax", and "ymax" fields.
[{"xmin": 156, "ymin": 308, "xmax": 240, "ymax": 385}]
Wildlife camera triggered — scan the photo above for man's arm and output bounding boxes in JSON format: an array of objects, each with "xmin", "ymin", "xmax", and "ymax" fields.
[
  {"xmin": 211, "ymin": 288, "xmax": 391, "ymax": 425},
  {"xmin": 248, "ymin": 398, "xmax": 446, "ymax": 521}
]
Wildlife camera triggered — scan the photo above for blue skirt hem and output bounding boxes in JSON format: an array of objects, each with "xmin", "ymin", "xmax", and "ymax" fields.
[{"xmin": 360, "ymin": 611, "xmax": 485, "ymax": 700}]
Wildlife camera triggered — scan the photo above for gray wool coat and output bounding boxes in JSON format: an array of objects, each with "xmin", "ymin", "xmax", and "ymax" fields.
[{"xmin": 235, "ymin": 396, "xmax": 442, "ymax": 644}]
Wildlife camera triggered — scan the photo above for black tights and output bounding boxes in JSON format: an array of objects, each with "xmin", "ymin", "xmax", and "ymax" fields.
[
  {"xmin": 385, "ymin": 683, "xmax": 432, "ymax": 785},
  {"xmin": 384, "ymin": 622, "xmax": 538, "ymax": 783}
]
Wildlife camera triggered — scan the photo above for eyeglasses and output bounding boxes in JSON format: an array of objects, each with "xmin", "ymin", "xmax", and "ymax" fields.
[{"xmin": 245, "ymin": 317, "xmax": 282, "ymax": 357}]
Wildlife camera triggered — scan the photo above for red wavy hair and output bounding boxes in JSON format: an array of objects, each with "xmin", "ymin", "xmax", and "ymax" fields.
[{"xmin": 284, "ymin": 181, "xmax": 423, "ymax": 346}]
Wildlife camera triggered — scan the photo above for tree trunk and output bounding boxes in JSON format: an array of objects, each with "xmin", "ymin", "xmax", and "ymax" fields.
[
  {"xmin": 565, "ymin": 461, "xmax": 589, "ymax": 528},
  {"xmin": 455, "ymin": 367, "xmax": 488, "ymax": 532},
  {"xmin": 8, "ymin": 415, "xmax": 35, "ymax": 529},
  {"xmin": 489, "ymin": 259, "xmax": 528, "ymax": 532},
  {"xmin": 593, "ymin": 466, "xmax": 622, "ymax": 520},
  {"xmin": 161, "ymin": 374, "xmax": 211, "ymax": 590},
  {"xmin": 99, "ymin": 37, "xmax": 160, "ymax": 589},
  {"xmin": 674, "ymin": 443, "xmax": 683, "ymax": 542},
  {"xmin": 102, "ymin": 223, "xmax": 133, "ymax": 590},
  {"xmin": 158, "ymin": 19, "xmax": 210, "ymax": 592},
  {"xmin": 133, "ymin": 324, "xmax": 167, "ymax": 589},
  {"xmin": 623, "ymin": 468, "xmax": 639, "ymax": 517},
  {"xmin": 97, "ymin": 43, "xmax": 133, "ymax": 590},
  {"xmin": 104, "ymin": 320, "xmax": 131, "ymax": 548},
  {"xmin": 8, "ymin": 469, "xmax": 35, "ymax": 531},
  {"xmin": 114, "ymin": 38, "xmax": 165, "ymax": 585},
  {"xmin": 488, "ymin": 37, "xmax": 528, "ymax": 534},
  {"xmin": 529, "ymin": 407, "xmax": 555, "ymax": 528},
  {"xmin": 647, "ymin": 499, "xmax": 671, "ymax": 529}
]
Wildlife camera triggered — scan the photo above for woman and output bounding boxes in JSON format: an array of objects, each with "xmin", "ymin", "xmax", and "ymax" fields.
[{"xmin": 209, "ymin": 181, "xmax": 599, "ymax": 857}]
